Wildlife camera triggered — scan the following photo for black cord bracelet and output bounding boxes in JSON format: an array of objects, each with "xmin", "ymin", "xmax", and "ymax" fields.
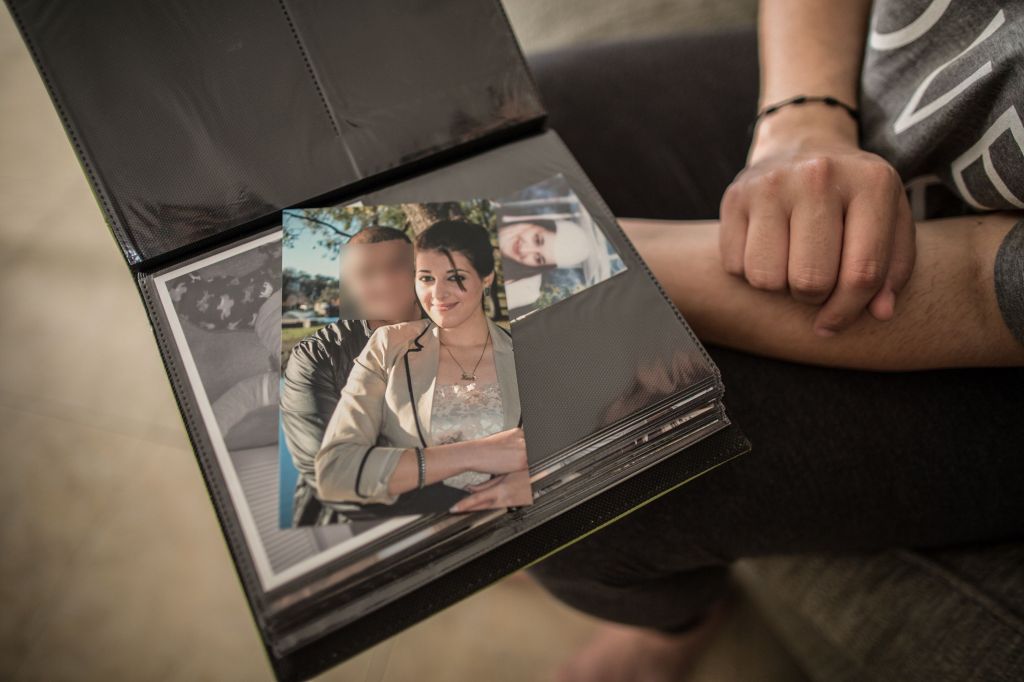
[{"xmin": 747, "ymin": 95, "xmax": 860, "ymax": 137}]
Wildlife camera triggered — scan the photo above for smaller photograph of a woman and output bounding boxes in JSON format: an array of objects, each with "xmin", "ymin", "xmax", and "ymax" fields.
[
  {"xmin": 494, "ymin": 173, "xmax": 628, "ymax": 321},
  {"xmin": 312, "ymin": 214, "xmax": 534, "ymax": 517}
]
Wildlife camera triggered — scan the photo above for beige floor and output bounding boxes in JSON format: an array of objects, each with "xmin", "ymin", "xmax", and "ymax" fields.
[{"xmin": 0, "ymin": 4, "xmax": 805, "ymax": 681}]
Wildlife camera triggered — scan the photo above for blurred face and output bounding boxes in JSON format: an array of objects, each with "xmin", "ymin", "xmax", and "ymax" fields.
[
  {"xmin": 340, "ymin": 240, "xmax": 415, "ymax": 320},
  {"xmin": 415, "ymin": 248, "xmax": 494, "ymax": 329},
  {"xmin": 499, "ymin": 222, "xmax": 556, "ymax": 267}
]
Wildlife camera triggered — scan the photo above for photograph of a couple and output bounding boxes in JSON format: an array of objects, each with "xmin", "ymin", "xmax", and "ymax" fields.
[{"xmin": 280, "ymin": 197, "xmax": 534, "ymax": 528}]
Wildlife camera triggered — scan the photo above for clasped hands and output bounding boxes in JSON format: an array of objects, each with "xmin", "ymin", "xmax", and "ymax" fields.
[{"xmin": 719, "ymin": 115, "xmax": 916, "ymax": 337}]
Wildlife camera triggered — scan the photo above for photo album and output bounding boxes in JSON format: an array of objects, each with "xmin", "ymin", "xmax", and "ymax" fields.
[{"xmin": 8, "ymin": 0, "xmax": 752, "ymax": 679}]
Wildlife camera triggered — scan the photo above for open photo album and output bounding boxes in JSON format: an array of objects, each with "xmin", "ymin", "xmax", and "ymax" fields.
[{"xmin": 8, "ymin": 1, "xmax": 752, "ymax": 679}]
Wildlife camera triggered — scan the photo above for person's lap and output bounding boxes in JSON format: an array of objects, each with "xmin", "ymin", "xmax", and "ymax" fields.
[{"xmin": 524, "ymin": 27, "xmax": 1024, "ymax": 632}]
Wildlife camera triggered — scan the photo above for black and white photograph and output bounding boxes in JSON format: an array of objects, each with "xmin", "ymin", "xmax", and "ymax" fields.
[{"xmin": 154, "ymin": 233, "xmax": 423, "ymax": 590}]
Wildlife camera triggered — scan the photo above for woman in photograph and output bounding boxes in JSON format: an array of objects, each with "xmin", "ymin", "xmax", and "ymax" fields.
[
  {"xmin": 498, "ymin": 217, "xmax": 593, "ymax": 274},
  {"xmin": 315, "ymin": 219, "xmax": 533, "ymax": 515},
  {"xmin": 497, "ymin": 218, "xmax": 593, "ymax": 314}
]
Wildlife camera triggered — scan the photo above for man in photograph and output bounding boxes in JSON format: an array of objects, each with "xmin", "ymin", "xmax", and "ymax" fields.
[{"xmin": 280, "ymin": 225, "xmax": 423, "ymax": 526}]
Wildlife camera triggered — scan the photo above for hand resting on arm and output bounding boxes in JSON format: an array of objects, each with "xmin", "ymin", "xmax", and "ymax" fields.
[
  {"xmin": 384, "ymin": 427, "xmax": 527, "ymax": 499},
  {"xmin": 621, "ymin": 213, "xmax": 1024, "ymax": 371},
  {"xmin": 725, "ymin": 0, "xmax": 915, "ymax": 336},
  {"xmin": 314, "ymin": 325, "xmax": 528, "ymax": 507}
]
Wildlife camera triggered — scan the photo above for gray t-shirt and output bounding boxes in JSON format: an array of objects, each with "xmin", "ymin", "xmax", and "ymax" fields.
[{"xmin": 859, "ymin": 0, "xmax": 1024, "ymax": 345}]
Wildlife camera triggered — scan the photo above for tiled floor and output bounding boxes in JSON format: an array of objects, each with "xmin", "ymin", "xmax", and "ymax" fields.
[{"xmin": 0, "ymin": 5, "xmax": 805, "ymax": 681}]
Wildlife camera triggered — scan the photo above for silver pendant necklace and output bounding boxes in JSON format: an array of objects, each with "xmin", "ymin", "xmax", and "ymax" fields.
[{"xmin": 441, "ymin": 328, "xmax": 491, "ymax": 381}]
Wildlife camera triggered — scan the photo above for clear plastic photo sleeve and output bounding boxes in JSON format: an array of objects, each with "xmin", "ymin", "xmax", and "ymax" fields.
[{"xmin": 138, "ymin": 131, "xmax": 750, "ymax": 680}]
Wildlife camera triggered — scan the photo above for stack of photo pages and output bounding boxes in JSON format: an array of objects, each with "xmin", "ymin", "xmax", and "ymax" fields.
[{"xmin": 8, "ymin": 0, "xmax": 751, "ymax": 679}]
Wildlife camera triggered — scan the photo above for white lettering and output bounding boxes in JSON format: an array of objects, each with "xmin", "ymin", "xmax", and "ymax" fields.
[
  {"xmin": 951, "ymin": 106, "xmax": 1024, "ymax": 210},
  {"xmin": 904, "ymin": 174, "xmax": 943, "ymax": 221},
  {"xmin": 893, "ymin": 10, "xmax": 1004, "ymax": 135},
  {"xmin": 869, "ymin": 0, "xmax": 952, "ymax": 51}
]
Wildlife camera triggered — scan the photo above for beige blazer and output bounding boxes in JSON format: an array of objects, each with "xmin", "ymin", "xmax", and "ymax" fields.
[{"xmin": 314, "ymin": 316, "xmax": 520, "ymax": 505}]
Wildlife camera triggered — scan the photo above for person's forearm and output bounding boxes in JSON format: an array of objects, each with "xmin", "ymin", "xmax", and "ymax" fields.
[
  {"xmin": 621, "ymin": 214, "xmax": 1024, "ymax": 371},
  {"xmin": 753, "ymin": 0, "xmax": 871, "ymax": 159},
  {"xmin": 385, "ymin": 442, "xmax": 475, "ymax": 497},
  {"xmin": 759, "ymin": 0, "xmax": 870, "ymax": 106}
]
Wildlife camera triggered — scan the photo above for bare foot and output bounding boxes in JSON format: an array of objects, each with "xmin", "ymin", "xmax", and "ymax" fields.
[{"xmin": 552, "ymin": 597, "xmax": 732, "ymax": 682}]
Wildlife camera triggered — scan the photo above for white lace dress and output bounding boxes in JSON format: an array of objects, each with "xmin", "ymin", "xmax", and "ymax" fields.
[{"xmin": 430, "ymin": 380, "xmax": 504, "ymax": 490}]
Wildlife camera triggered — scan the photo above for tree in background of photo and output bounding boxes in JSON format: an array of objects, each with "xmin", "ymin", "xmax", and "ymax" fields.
[{"xmin": 282, "ymin": 199, "xmax": 509, "ymax": 327}]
